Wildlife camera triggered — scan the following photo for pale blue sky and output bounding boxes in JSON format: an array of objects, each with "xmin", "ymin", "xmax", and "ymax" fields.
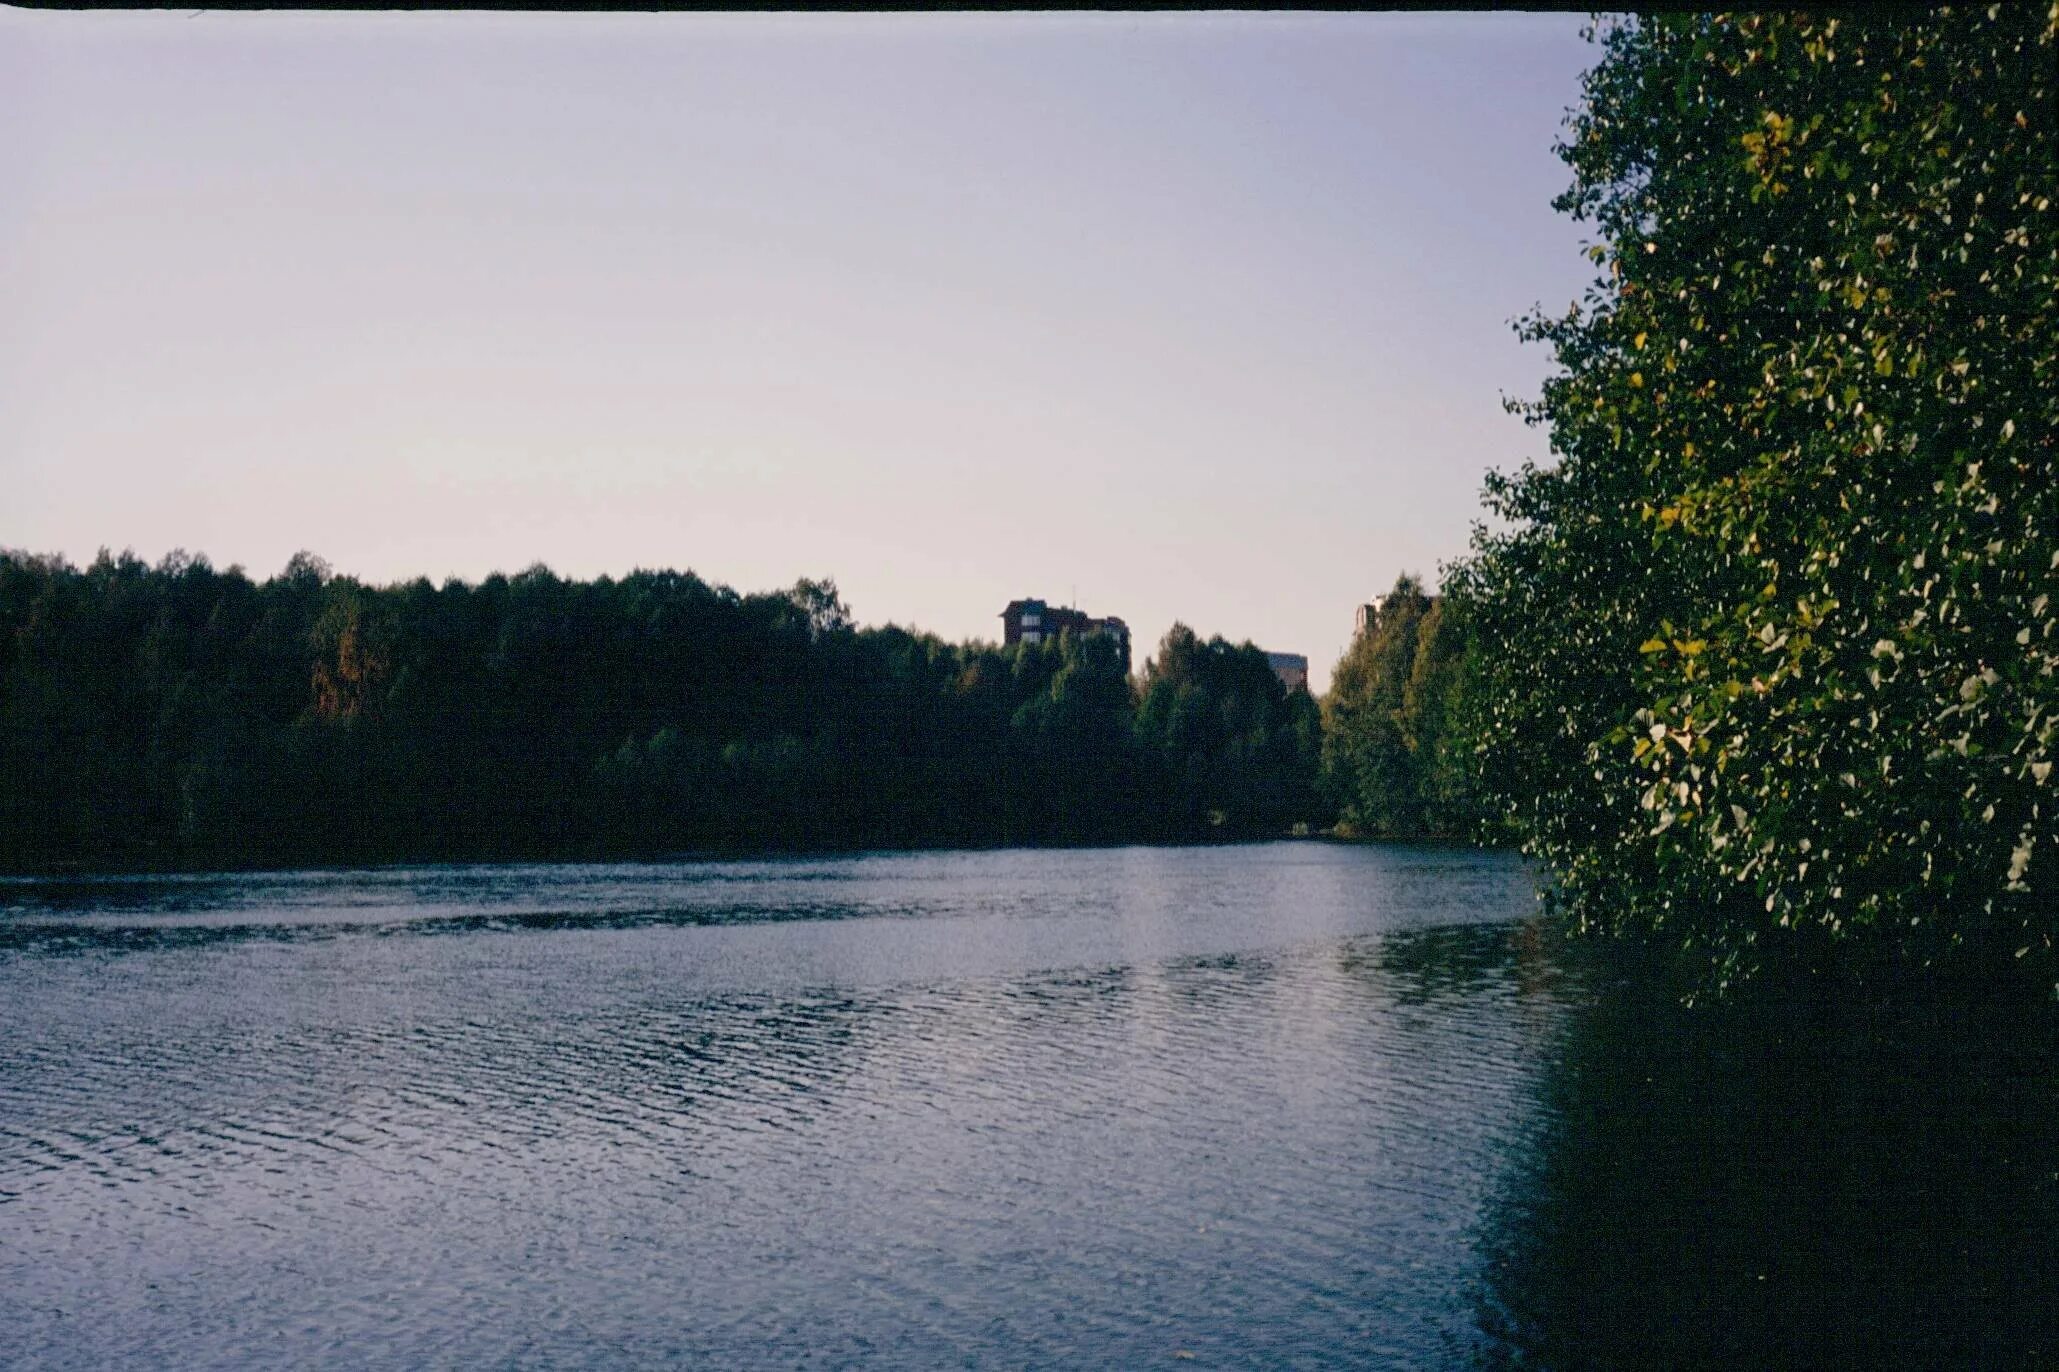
[{"xmin": 2, "ymin": 10, "xmax": 1597, "ymax": 691}]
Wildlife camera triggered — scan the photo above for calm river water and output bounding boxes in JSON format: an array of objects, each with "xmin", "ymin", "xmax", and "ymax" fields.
[{"xmin": 3, "ymin": 843, "xmax": 2056, "ymax": 1368}]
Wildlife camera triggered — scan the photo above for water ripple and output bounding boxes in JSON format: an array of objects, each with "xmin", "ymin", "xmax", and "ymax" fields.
[
  {"xmin": 24, "ymin": 840, "xmax": 2034, "ymax": 1359},
  {"xmin": 25, "ymin": 843, "xmax": 1955, "ymax": 1368}
]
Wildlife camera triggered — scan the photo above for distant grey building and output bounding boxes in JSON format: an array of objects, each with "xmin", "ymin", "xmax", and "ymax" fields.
[
  {"xmin": 1265, "ymin": 651, "xmax": 1310, "ymax": 693},
  {"xmin": 1354, "ymin": 590, "xmax": 1436, "ymax": 641}
]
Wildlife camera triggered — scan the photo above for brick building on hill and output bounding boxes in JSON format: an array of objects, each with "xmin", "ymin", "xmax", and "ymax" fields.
[{"xmin": 1000, "ymin": 598, "xmax": 1131, "ymax": 669}]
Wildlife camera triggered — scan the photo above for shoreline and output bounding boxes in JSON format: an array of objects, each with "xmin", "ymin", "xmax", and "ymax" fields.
[{"xmin": 1, "ymin": 830, "xmax": 1495, "ymax": 884}]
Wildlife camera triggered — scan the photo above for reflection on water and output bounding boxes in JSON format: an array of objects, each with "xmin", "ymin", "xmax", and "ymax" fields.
[
  {"xmin": 2, "ymin": 843, "xmax": 2055, "ymax": 1368},
  {"xmin": 1480, "ymin": 949, "xmax": 2059, "ymax": 1368}
]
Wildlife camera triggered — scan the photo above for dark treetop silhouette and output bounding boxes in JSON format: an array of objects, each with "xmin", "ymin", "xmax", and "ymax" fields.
[{"xmin": 0, "ymin": 550, "xmax": 1324, "ymax": 870}]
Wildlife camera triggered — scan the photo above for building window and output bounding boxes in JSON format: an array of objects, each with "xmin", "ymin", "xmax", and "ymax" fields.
[
  {"xmin": 1021, "ymin": 629, "xmax": 1041, "ymax": 643},
  {"xmin": 1021, "ymin": 614, "xmax": 1040, "ymax": 628}
]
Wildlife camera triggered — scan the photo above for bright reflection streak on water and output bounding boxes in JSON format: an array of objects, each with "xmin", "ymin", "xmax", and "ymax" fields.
[{"xmin": 5, "ymin": 843, "xmax": 2056, "ymax": 1368}]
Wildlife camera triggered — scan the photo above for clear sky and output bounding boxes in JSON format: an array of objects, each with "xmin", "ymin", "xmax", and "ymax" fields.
[{"xmin": 2, "ymin": 9, "xmax": 1598, "ymax": 692}]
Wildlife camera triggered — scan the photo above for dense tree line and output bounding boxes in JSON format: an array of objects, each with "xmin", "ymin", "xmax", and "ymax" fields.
[
  {"xmin": 1320, "ymin": 575, "xmax": 1481, "ymax": 841},
  {"xmin": 1448, "ymin": 9, "xmax": 2055, "ymax": 990},
  {"xmin": 0, "ymin": 549, "xmax": 1322, "ymax": 870}
]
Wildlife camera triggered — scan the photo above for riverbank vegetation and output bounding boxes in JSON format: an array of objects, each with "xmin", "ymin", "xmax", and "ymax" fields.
[
  {"xmin": 0, "ymin": 550, "xmax": 1321, "ymax": 869},
  {"xmin": 1319, "ymin": 576, "xmax": 1482, "ymax": 842},
  {"xmin": 1446, "ymin": 8, "xmax": 2055, "ymax": 990}
]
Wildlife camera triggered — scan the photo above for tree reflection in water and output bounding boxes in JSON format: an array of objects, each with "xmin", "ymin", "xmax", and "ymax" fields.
[{"xmin": 1475, "ymin": 940, "xmax": 2059, "ymax": 1368}]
